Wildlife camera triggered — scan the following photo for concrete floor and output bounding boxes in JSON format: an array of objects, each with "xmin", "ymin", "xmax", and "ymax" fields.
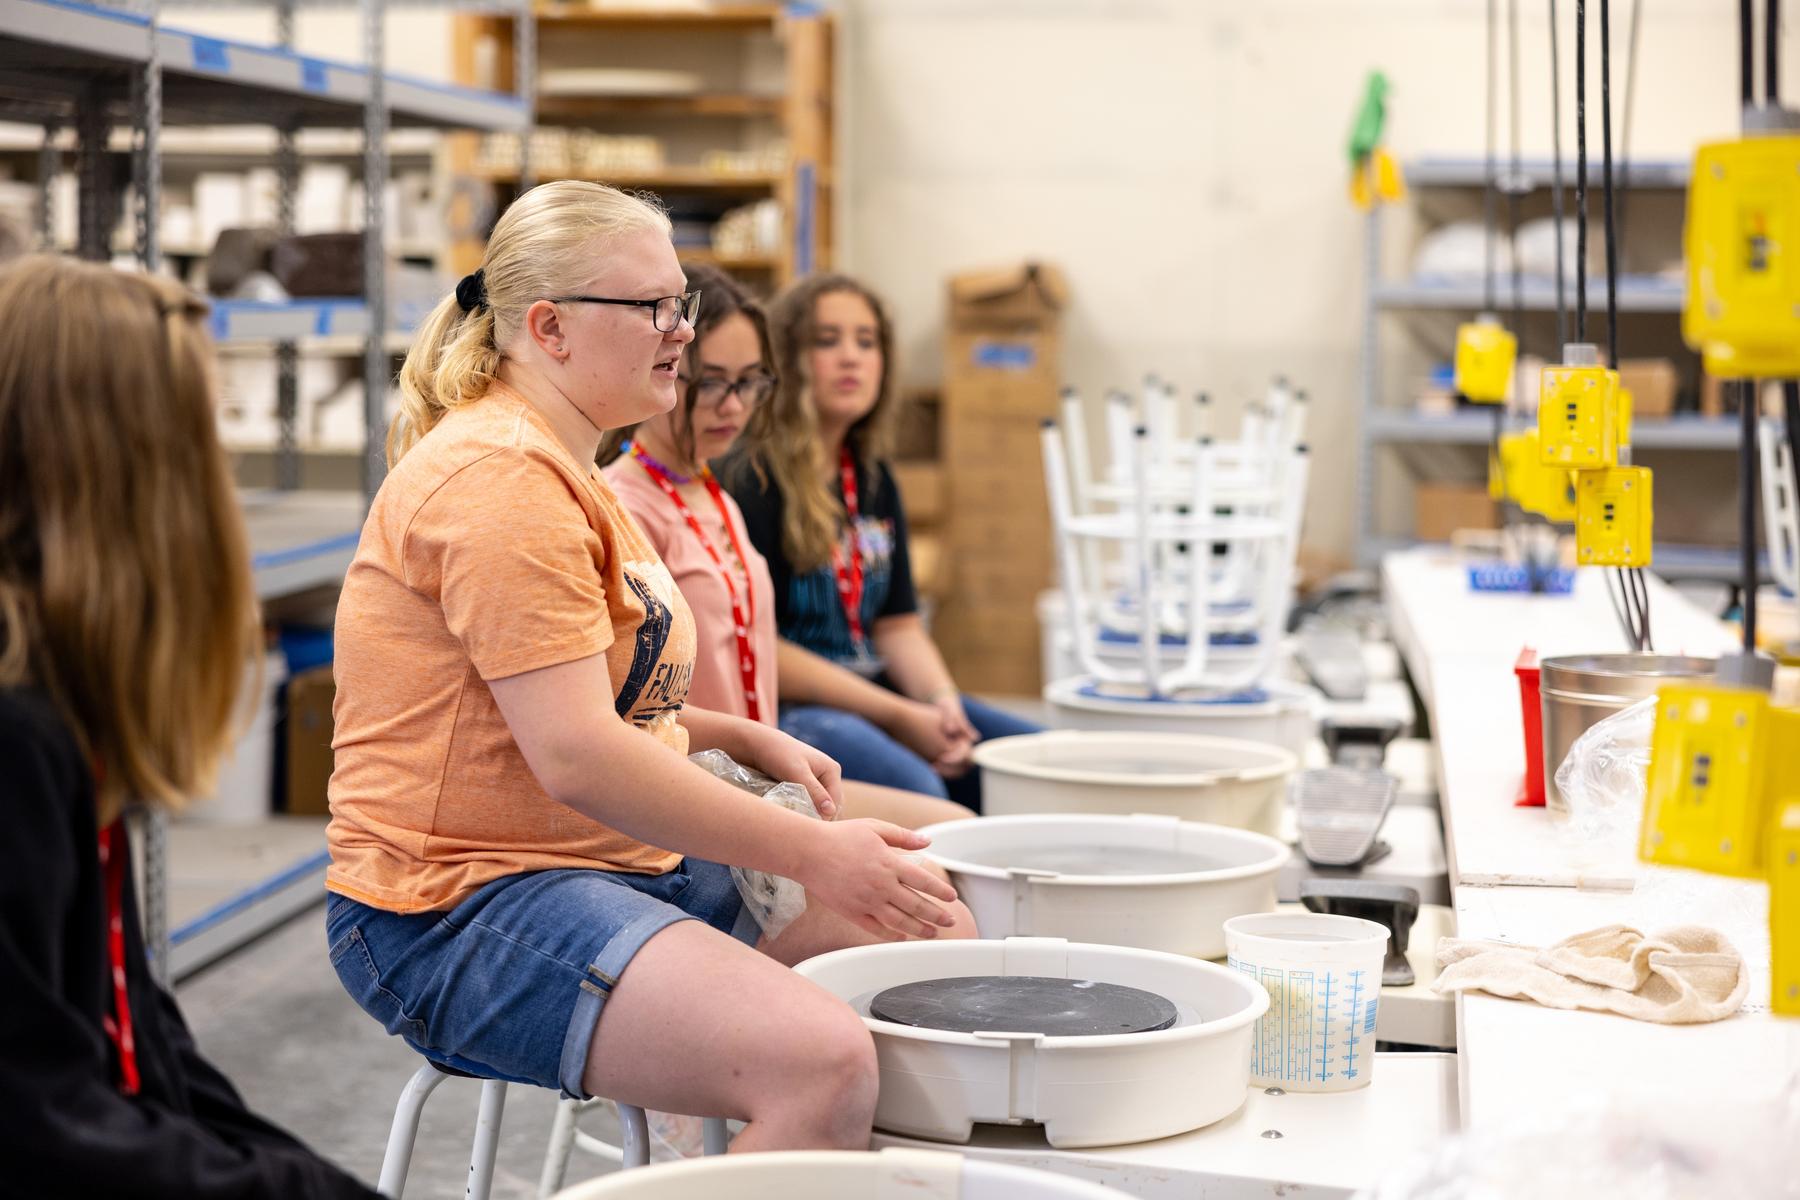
[{"xmin": 177, "ymin": 903, "xmax": 628, "ymax": 1200}]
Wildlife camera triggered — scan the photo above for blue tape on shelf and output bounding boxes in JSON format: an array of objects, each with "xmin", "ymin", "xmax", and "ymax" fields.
[
  {"xmin": 1095, "ymin": 627, "xmax": 1260, "ymax": 648},
  {"xmin": 1465, "ymin": 562, "xmax": 1576, "ymax": 594},
  {"xmin": 785, "ymin": 1, "xmax": 826, "ymax": 16},
  {"xmin": 189, "ymin": 35, "xmax": 230, "ymax": 72},
  {"xmin": 314, "ymin": 304, "xmax": 334, "ymax": 337},
  {"xmin": 300, "ymin": 58, "xmax": 330, "ymax": 94},
  {"xmin": 972, "ymin": 340, "xmax": 1036, "ymax": 370},
  {"xmin": 208, "ymin": 307, "xmax": 230, "ymax": 341},
  {"xmin": 1075, "ymin": 681, "xmax": 1272, "ymax": 706}
]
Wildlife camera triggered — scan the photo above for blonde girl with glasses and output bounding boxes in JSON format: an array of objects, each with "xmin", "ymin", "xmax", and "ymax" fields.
[
  {"xmin": 0, "ymin": 255, "xmax": 380, "ymax": 1196},
  {"xmin": 324, "ymin": 183, "xmax": 971, "ymax": 1154}
]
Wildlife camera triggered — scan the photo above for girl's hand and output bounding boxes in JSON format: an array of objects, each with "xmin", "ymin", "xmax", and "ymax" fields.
[
  {"xmin": 795, "ymin": 819, "xmax": 960, "ymax": 939},
  {"xmin": 931, "ymin": 690, "xmax": 978, "ymax": 778},
  {"xmin": 734, "ymin": 720, "xmax": 843, "ymax": 819}
]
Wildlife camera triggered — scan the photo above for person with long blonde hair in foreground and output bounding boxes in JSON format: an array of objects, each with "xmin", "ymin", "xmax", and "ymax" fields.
[
  {"xmin": 0, "ymin": 255, "xmax": 380, "ymax": 1196},
  {"xmin": 324, "ymin": 181, "xmax": 970, "ymax": 1154}
]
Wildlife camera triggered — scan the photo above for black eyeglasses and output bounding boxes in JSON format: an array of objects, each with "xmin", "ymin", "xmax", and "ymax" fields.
[
  {"xmin": 552, "ymin": 289, "xmax": 702, "ymax": 333},
  {"xmin": 687, "ymin": 372, "xmax": 777, "ymax": 409}
]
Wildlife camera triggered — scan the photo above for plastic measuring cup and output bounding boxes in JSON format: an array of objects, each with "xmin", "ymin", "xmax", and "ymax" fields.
[{"xmin": 1222, "ymin": 912, "xmax": 1389, "ymax": 1092}]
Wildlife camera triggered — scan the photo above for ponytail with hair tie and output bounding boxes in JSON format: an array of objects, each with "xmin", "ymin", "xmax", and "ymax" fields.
[{"xmin": 455, "ymin": 268, "xmax": 487, "ymax": 313}]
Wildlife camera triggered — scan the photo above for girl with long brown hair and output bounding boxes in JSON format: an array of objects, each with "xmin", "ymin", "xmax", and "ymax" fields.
[
  {"xmin": 325, "ymin": 183, "xmax": 968, "ymax": 1155},
  {"xmin": 721, "ymin": 274, "xmax": 1041, "ymax": 813},
  {"xmin": 0, "ymin": 254, "xmax": 378, "ymax": 1196}
]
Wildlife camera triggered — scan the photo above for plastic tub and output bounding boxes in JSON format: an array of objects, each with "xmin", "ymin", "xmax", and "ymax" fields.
[
  {"xmin": 973, "ymin": 730, "xmax": 1296, "ymax": 836},
  {"xmin": 917, "ymin": 813, "xmax": 1287, "ymax": 958},
  {"xmin": 1539, "ymin": 653, "xmax": 1714, "ymax": 811},
  {"xmin": 550, "ymin": 1147, "xmax": 1132, "ymax": 1200},
  {"xmin": 1223, "ymin": 912, "xmax": 1389, "ymax": 1093},
  {"xmin": 794, "ymin": 937, "xmax": 1268, "ymax": 1148},
  {"xmin": 1044, "ymin": 675, "xmax": 1318, "ymax": 758}
]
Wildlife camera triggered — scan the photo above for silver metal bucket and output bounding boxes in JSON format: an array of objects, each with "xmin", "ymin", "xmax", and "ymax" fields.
[{"xmin": 1538, "ymin": 654, "xmax": 1716, "ymax": 811}]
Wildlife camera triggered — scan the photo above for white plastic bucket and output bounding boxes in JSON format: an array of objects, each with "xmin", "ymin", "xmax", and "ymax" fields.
[
  {"xmin": 972, "ymin": 730, "xmax": 1296, "ymax": 836},
  {"xmin": 918, "ymin": 813, "xmax": 1287, "ymax": 958},
  {"xmin": 1222, "ymin": 912, "xmax": 1390, "ymax": 1093},
  {"xmin": 1044, "ymin": 675, "xmax": 1318, "ymax": 758},
  {"xmin": 550, "ymin": 1147, "xmax": 1131, "ymax": 1199}
]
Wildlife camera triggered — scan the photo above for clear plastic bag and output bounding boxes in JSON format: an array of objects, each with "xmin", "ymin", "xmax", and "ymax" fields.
[
  {"xmin": 1552, "ymin": 694, "xmax": 1656, "ymax": 853},
  {"xmin": 687, "ymin": 748, "xmax": 819, "ymax": 941}
]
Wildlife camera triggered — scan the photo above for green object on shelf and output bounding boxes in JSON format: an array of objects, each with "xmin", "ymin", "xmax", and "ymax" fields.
[{"xmin": 1347, "ymin": 71, "xmax": 1390, "ymax": 166}]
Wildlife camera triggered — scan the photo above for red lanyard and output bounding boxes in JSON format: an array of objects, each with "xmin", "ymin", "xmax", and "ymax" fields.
[
  {"xmin": 832, "ymin": 446, "xmax": 866, "ymax": 650},
  {"xmin": 97, "ymin": 821, "xmax": 140, "ymax": 1095},
  {"xmin": 630, "ymin": 446, "xmax": 762, "ymax": 722}
]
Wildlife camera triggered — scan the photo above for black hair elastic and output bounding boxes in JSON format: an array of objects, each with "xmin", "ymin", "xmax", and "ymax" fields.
[{"xmin": 455, "ymin": 268, "xmax": 488, "ymax": 313}]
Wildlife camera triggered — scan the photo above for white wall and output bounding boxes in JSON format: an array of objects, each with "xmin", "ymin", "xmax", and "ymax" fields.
[{"xmin": 837, "ymin": 0, "xmax": 1799, "ymax": 561}]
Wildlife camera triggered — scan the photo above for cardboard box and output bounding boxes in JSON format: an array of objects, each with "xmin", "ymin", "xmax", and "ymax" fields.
[
  {"xmin": 1618, "ymin": 358, "xmax": 1678, "ymax": 418},
  {"xmin": 1415, "ymin": 482, "xmax": 1498, "ymax": 542},
  {"xmin": 890, "ymin": 460, "xmax": 945, "ymax": 527},
  {"xmin": 948, "ymin": 261, "xmax": 1068, "ymax": 330},
  {"xmin": 945, "ymin": 330, "xmax": 1063, "ymax": 420},
  {"xmin": 285, "ymin": 665, "xmax": 336, "ymax": 817}
]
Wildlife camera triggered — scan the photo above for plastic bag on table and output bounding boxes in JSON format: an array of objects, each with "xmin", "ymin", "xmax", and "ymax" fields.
[
  {"xmin": 1552, "ymin": 694, "xmax": 1656, "ymax": 853},
  {"xmin": 688, "ymin": 748, "xmax": 819, "ymax": 942}
]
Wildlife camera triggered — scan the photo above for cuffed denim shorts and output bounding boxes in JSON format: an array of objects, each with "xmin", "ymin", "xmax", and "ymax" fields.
[{"xmin": 326, "ymin": 859, "xmax": 756, "ymax": 1098}]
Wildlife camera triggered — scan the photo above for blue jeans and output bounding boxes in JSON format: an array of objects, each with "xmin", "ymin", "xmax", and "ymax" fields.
[
  {"xmin": 325, "ymin": 859, "xmax": 754, "ymax": 1098},
  {"xmin": 778, "ymin": 685, "xmax": 1041, "ymax": 814}
]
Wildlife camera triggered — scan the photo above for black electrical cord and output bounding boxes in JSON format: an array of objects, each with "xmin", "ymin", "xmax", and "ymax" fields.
[
  {"xmin": 1616, "ymin": 0, "xmax": 1644, "ymax": 249},
  {"xmin": 1600, "ymin": 0, "xmax": 1620, "ymax": 370},
  {"xmin": 1607, "ymin": 562, "xmax": 1636, "ymax": 648},
  {"xmin": 1550, "ymin": 0, "xmax": 1568, "ymax": 350},
  {"xmin": 1768, "ymin": 0, "xmax": 1780, "ymax": 103},
  {"xmin": 1576, "ymin": 0, "xmax": 1589, "ymax": 341},
  {"xmin": 1484, "ymin": 0, "xmax": 1500, "ymax": 314},
  {"xmin": 1743, "ymin": 0, "xmax": 1758, "ymax": 106},
  {"xmin": 1633, "ymin": 567, "xmax": 1652, "ymax": 649},
  {"xmin": 1508, "ymin": 0, "xmax": 1523, "ymax": 361},
  {"xmin": 1743, "ymin": 379, "xmax": 1760, "ymax": 653}
]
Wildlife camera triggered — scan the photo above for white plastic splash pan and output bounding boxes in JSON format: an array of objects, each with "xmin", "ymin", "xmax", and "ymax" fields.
[
  {"xmin": 972, "ymin": 730, "xmax": 1297, "ymax": 836},
  {"xmin": 550, "ymin": 1147, "xmax": 1132, "ymax": 1200},
  {"xmin": 1044, "ymin": 675, "xmax": 1319, "ymax": 757},
  {"xmin": 793, "ymin": 937, "xmax": 1268, "ymax": 1149},
  {"xmin": 918, "ymin": 813, "xmax": 1287, "ymax": 959}
]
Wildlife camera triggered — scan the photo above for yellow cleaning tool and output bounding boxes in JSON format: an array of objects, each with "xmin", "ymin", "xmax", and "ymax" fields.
[
  {"xmin": 1455, "ymin": 314, "xmax": 1517, "ymax": 405},
  {"xmin": 1684, "ymin": 134, "xmax": 1800, "ymax": 377}
]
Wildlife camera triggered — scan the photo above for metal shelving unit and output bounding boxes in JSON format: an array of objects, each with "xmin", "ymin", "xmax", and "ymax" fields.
[
  {"xmin": 1355, "ymin": 155, "xmax": 1711, "ymax": 566},
  {"xmin": 0, "ymin": 0, "xmax": 531, "ymax": 979}
]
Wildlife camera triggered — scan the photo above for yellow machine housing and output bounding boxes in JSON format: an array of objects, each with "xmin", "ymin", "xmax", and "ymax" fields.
[
  {"xmin": 1770, "ymin": 798, "xmax": 1800, "ymax": 1016},
  {"xmin": 1455, "ymin": 316, "xmax": 1518, "ymax": 405},
  {"xmin": 1539, "ymin": 360, "xmax": 1620, "ymax": 467},
  {"xmin": 1492, "ymin": 428, "xmax": 1577, "ymax": 522},
  {"xmin": 1684, "ymin": 134, "xmax": 1800, "ymax": 378},
  {"xmin": 1575, "ymin": 466, "xmax": 1653, "ymax": 567},
  {"xmin": 1642, "ymin": 684, "xmax": 1780, "ymax": 879}
]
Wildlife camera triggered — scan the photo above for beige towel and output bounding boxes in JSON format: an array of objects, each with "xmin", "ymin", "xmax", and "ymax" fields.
[{"xmin": 1433, "ymin": 923, "xmax": 1748, "ymax": 1023}]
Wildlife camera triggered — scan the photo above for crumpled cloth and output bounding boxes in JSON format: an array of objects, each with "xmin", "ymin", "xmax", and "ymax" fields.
[{"xmin": 1432, "ymin": 923, "xmax": 1748, "ymax": 1023}]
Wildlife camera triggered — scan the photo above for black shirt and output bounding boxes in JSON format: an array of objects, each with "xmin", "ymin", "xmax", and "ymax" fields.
[
  {"xmin": 725, "ymin": 456, "xmax": 917, "ymax": 670},
  {"xmin": 0, "ymin": 687, "xmax": 379, "ymax": 1199}
]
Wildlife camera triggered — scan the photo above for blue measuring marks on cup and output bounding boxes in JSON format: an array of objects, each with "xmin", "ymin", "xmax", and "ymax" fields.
[{"xmin": 1230, "ymin": 961, "xmax": 1381, "ymax": 1084}]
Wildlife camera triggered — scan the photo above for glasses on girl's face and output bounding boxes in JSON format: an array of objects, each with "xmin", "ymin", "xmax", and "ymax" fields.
[
  {"xmin": 689, "ymin": 372, "xmax": 777, "ymax": 409},
  {"xmin": 552, "ymin": 289, "xmax": 702, "ymax": 333}
]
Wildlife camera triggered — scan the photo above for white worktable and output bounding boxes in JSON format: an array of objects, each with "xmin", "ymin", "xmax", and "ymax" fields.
[{"xmin": 1383, "ymin": 548, "xmax": 1799, "ymax": 1134}]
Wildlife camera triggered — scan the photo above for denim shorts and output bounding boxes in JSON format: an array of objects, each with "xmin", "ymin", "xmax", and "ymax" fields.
[{"xmin": 326, "ymin": 859, "xmax": 756, "ymax": 1098}]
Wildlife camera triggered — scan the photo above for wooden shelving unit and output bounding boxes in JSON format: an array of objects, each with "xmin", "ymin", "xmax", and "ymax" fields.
[{"xmin": 450, "ymin": 2, "xmax": 834, "ymax": 289}]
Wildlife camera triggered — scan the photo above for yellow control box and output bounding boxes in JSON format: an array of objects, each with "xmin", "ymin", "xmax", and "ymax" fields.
[
  {"xmin": 1769, "ymin": 798, "xmax": 1800, "ymax": 1016},
  {"xmin": 1455, "ymin": 319, "xmax": 1518, "ymax": 405},
  {"xmin": 1575, "ymin": 466, "xmax": 1653, "ymax": 567},
  {"xmin": 1641, "ymin": 684, "xmax": 1776, "ymax": 879},
  {"xmin": 1617, "ymin": 385, "xmax": 1634, "ymax": 448},
  {"xmin": 1539, "ymin": 361, "xmax": 1620, "ymax": 467},
  {"xmin": 1684, "ymin": 135, "xmax": 1800, "ymax": 378},
  {"xmin": 1493, "ymin": 428, "xmax": 1577, "ymax": 521}
]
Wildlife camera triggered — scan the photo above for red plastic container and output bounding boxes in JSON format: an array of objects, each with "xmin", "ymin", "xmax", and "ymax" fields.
[{"xmin": 1514, "ymin": 647, "xmax": 1545, "ymax": 807}]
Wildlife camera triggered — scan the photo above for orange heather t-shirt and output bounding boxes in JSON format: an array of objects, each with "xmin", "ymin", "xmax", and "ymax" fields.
[{"xmin": 326, "ymin": 384, "xmax": 697, "ymax": 914}]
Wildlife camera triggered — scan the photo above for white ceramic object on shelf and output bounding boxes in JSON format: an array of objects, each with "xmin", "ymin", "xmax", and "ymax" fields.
[
  {"xmin": 972, "ymin": 730, "xmax": 1297, "ymax": 836},
  {"xmin": 1044, "ymin": 675, "xmax": 1319, "ymax": 757},
  {"xmin": 917, "ymin": 813, "xmax": 1287, "ymax": 959},
  {"xmin": 1224, "ymin": 912, "xmax": 1390, "ymax": 1093},
  {"xmin": 550, "ymin": 1147, "xmax": 1132, "ymax": 1200},
  {"xmin": 793, "ymin": 937, "xmax": 1267, "ymax": 1149}
]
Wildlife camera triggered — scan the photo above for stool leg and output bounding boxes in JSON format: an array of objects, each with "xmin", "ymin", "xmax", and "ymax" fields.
[
  {"xmin": 465, "ymin": 1079, "xmax": 508, "ymax": 1200},
  {"xmin": 535, "ymin": 1097, "xmax": 583, "ymax": 1199},
  {"xmin": 616, "ymin": 1103, "xmax": 650, "ymax": 1170},
  {"xmin": 378, "ymin": 1063, "xmax": 451, "ymax": 1199},
  {"xmin": 701, "ymin": 1117, "xmax": 730, "ymax": 1157}
]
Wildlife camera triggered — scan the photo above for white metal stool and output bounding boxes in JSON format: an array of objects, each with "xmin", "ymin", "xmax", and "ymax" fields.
[
  {"xmin": 376, "ymin": 1059, "xmax": 730, "ymax": 1200},
  {"xmin": 536, "ymin": 1097, "xmax": 730, "ymax": 1197}
]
